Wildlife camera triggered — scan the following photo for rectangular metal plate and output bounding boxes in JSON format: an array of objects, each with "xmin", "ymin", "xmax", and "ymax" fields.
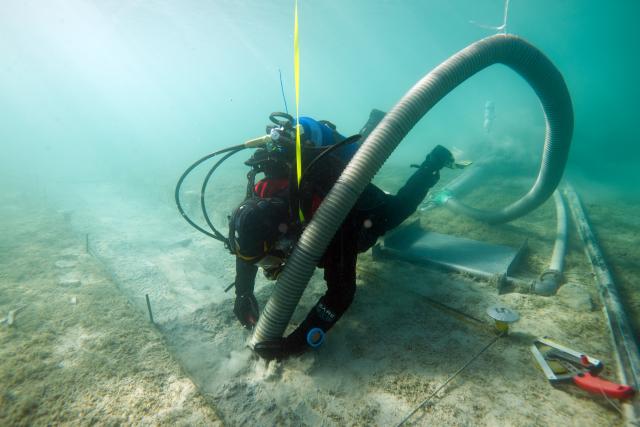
[{"xmin": 381, "ymin": 222, "xmax": 523, "ymax": 277}]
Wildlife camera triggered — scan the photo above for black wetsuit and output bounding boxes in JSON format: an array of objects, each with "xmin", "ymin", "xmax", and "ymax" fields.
[{"xmin": 234, "ymin": 155, "xmax": 441, "ymax": 352}]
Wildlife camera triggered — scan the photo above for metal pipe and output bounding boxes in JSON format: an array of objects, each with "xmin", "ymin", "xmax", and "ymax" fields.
[
  {"xmin": 251, "ymin": 34, "xmax": 574, "ymax": 346},
  {"xmin": 563, "ymin": 183, "xmax": 640, "ymax": 423}
]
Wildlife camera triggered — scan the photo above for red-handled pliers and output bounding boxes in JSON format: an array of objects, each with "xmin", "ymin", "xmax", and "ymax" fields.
[{"xmin": 531, "ymin": 337, "xmax": 635, "ymax": 400}]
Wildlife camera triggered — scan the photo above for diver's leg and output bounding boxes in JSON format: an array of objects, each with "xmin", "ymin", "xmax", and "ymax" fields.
[
  {"xmin": 358, "ymin": 109, "xmax": 386, "ymax": 140},
  {"xmin": 382, "ymin": 145, "xmax": 454, "ymax": 231},
  {"xmin": 254, "ymin": 225, "xmax": 358, "ymax": 359},
  {"xmin": 351, "ymin": 146, "xmax": 453, "ymax": 254},
  {"xmin": 284, "ymin": 224, "xmax": 358, "ymax": 351},
  {"xmin": 382, "ymin": 165, "xmax": 440, "ymax": 231}
]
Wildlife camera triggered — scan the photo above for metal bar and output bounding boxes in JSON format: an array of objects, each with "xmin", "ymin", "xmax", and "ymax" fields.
[{"xmin": 563, "ymin": 183, "xmax": 640, "ymax": 424}]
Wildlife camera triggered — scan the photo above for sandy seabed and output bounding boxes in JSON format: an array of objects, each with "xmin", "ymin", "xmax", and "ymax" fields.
[
  {"xmin": 1, "ymin": 167, "xmax": 638, "ymax": 426},
  {"xmin": 0, "ymin": 196, "xmax": 221, "ymax": 426}
]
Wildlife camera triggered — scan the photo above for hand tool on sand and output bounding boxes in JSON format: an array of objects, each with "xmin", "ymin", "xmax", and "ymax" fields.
[{"xmin": 531, "ymin": 337, "xmax": 635, "ymax": 400}]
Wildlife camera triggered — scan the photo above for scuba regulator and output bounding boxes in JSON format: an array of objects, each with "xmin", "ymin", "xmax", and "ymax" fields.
[{"xmin": 175, "ymin": 112, "xmax": 304, "ymax": 248}]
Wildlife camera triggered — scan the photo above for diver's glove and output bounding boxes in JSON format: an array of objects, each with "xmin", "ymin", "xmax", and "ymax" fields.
[
  {"xmin": 253, "ymin": 329, "xmax": 310, "ymax": 361},
  {"xmin": 422, "ymin": 145, "xmax": 454, "ymax": 171},
  {"xmin": 234, "ymin": 293, "xmax": 259, "ymax": 330}
]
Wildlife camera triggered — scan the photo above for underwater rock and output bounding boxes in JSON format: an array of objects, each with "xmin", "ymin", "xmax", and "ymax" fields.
[
  {"xmin": 55, "ymin": 260, "xmax": 77, "ymax": 269},
  {"xmin": 558, "ymin": 282, "xmax": 593, "ymax": 311},
  {"xmin": 58, "ymin": 273, "xmax": 81, "ymax": 287}
]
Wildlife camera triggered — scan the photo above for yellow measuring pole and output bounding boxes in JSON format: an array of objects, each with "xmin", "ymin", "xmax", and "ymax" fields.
[{"xmin": 294, "ymin": 0, "xmax": 304, "ymax": 221}]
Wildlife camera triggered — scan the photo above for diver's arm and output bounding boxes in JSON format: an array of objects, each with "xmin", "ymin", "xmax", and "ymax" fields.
[
  {"xmin": 292, "ymin": 223, "xmax": 359, "ymax": 339},
  {"xmin": 234, "ymin": 257, "xmax": 258, "ymax": 296},
  {"xmin": 233, "ymin": 257, "xmax": 259, "ymax": 329}
]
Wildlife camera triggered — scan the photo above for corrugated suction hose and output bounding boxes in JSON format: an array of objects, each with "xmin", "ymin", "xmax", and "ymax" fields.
[{"xmin": 251, "ymin": 34, "xmax": 574, "ymax": 346}]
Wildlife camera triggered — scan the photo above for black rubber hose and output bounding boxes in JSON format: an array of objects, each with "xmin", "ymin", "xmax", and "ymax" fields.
[
  {"xmin": 200, "ymin": 148, "xmax": 245, "ymax": 244},
  {"xmin": 298, "ymin": 134, "xmax": 361, "ymax": 190},
  {"xmin": 175, "ymin": 144, "xmax": 245, "ymax": 240}
]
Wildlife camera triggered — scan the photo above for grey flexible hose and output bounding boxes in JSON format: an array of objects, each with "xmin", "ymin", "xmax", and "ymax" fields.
[
  {"xmin": 443, "ymin": 53, "xmax": 573, "ymax": 221},
  {"xmin": 533, "ymin": 190, "xmax": 568, "ymax": 296},
  {"xmin": 251, "ymin": 34, "xmax": 574, "ymax": 345},
  {"xmin": 548, "ymin": 191, "xmax": 568, "ymax": 273}
]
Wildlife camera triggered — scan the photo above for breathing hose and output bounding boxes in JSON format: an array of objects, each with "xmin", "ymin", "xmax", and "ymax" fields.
[
  {"xmin": 251, "ymin": 34, "xmax": 574, "ymax": 346},
  {"xmin": 200, "ymin": 147, "xmax": 245, "ymax": 243},
  {"xmin": 175, "ymin": 144, "xmax": 246, "ymax": 242}
]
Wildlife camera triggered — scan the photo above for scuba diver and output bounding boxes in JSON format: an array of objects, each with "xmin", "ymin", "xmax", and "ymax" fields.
[{"xmin": 227, "ymin": 111, "xmax": 456, "ymax": 360}]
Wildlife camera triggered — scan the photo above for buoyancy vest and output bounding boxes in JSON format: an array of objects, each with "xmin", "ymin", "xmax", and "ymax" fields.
[{"xmin": 253, "ymin": 177, "xmax": 324, "ymax": 220}]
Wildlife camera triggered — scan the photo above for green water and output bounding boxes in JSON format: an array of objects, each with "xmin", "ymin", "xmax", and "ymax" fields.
[
  {"xmin": 1, "ymin": 0, "xmax": 639, "ymax": 195},
  {"xmin": 1, "ymin": 2, "xmax": 639, "ymax": 424}
]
